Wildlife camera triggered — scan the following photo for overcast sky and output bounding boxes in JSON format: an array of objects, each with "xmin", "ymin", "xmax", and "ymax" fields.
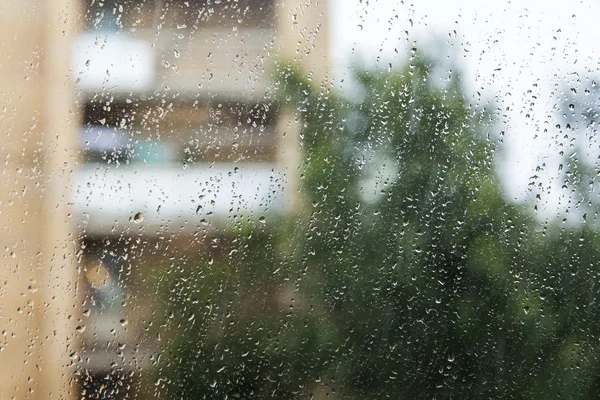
[{"xmin": 331, "ymin": 0, "xmax": 600, "ymax": 214}]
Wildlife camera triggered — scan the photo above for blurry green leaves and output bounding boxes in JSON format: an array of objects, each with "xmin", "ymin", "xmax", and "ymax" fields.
[
  {"xmin": 144, "ymin": 52, "xmax": 600, "ymax": 399},
  {"xmin": 275, "ymin": 53, "xmax": 522, "ymax": 397},
  {"xmin": 273, "ymin": 53, "xmax": 600, "ymax": 398}
]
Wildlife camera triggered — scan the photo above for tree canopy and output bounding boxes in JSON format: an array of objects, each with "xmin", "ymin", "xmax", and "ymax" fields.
[{"xmin": 147, "ymin": 53, "xmax": 600, "ymax": 399}]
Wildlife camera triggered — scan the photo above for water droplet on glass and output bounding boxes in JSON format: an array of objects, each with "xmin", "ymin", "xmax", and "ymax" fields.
[{"xmin": 133, "ymin": 212, "xmax": 144, "ymax": 223}]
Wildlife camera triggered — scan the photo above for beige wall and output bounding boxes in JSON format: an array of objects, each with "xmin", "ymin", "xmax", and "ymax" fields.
[
  {"xmin": 276, "ymin": 0, "xmax": 330, "ymax": 83},
  {"xmin": 0, "ymin": 0, "xmax": 79, "ymax": 398},
  {"xmin": 274, "ymin": 0, "xmax": 330, "ymax": 212}
]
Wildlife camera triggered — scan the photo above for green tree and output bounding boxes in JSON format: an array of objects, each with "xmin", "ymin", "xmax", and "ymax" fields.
[
  {"xmin": 281, "ymin": 54, "xmax": 600, "ymax": 398},
  {"xmin": 148, "ymin": 53, "xmax": 600, "ymax": 399}
]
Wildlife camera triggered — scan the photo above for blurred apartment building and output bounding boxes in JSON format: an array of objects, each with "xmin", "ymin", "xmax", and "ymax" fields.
[
  {"xmin": 1, "ymin": 0, "xmax": 327, "ymax": 399},
  {"xmin": 73, "ymin": 0, "xmax": 329, "ymax": 399}
]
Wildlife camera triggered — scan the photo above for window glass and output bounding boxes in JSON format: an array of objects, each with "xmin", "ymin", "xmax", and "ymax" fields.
[{"xmin": 2, "ymin": 1, "xmax": 600, "ymax": 399}]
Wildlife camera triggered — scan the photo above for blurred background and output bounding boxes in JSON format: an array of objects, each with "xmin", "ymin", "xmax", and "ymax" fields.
[{"xmin": 3, "ymin": 0, "xmax": 600, "ymax": 399}]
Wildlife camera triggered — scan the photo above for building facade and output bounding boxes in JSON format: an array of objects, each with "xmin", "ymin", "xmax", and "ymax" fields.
[
  {"xmin": 71, "ymin": 0, "xmax": 328, "ymax": 398},
  {"xmin": 0, "ymin": 0, "xmax": 328, "ymax": 398}
]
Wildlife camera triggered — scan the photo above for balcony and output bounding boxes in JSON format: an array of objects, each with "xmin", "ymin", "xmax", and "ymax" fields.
[
  {"xmin": 73, "ymin": 27, "xmax": 275, "ymax": 100},
  {"xmin": 73, "ymin": 163, "xmax": 288, "ymax": 236}
]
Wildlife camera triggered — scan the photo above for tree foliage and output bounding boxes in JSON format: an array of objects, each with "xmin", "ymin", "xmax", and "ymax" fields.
[{"xmin": 148, "ymin": 54, "xmax": 600, "ymax": 399}]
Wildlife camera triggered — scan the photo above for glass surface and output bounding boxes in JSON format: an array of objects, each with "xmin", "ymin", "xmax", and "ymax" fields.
[{"xmin": 2, "ymin": 0, "xmax": 600, "ymax": 398}]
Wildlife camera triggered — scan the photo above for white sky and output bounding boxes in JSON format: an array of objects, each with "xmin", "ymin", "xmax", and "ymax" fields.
[{"xmin": 331, "ymin": 0, "xmax": 600, "ymax": 215}]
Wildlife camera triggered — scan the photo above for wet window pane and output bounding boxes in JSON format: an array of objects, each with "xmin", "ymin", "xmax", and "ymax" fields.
[{"xmin": 3, "ymin": 0, "xmax": 600, "ymax": 398}]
